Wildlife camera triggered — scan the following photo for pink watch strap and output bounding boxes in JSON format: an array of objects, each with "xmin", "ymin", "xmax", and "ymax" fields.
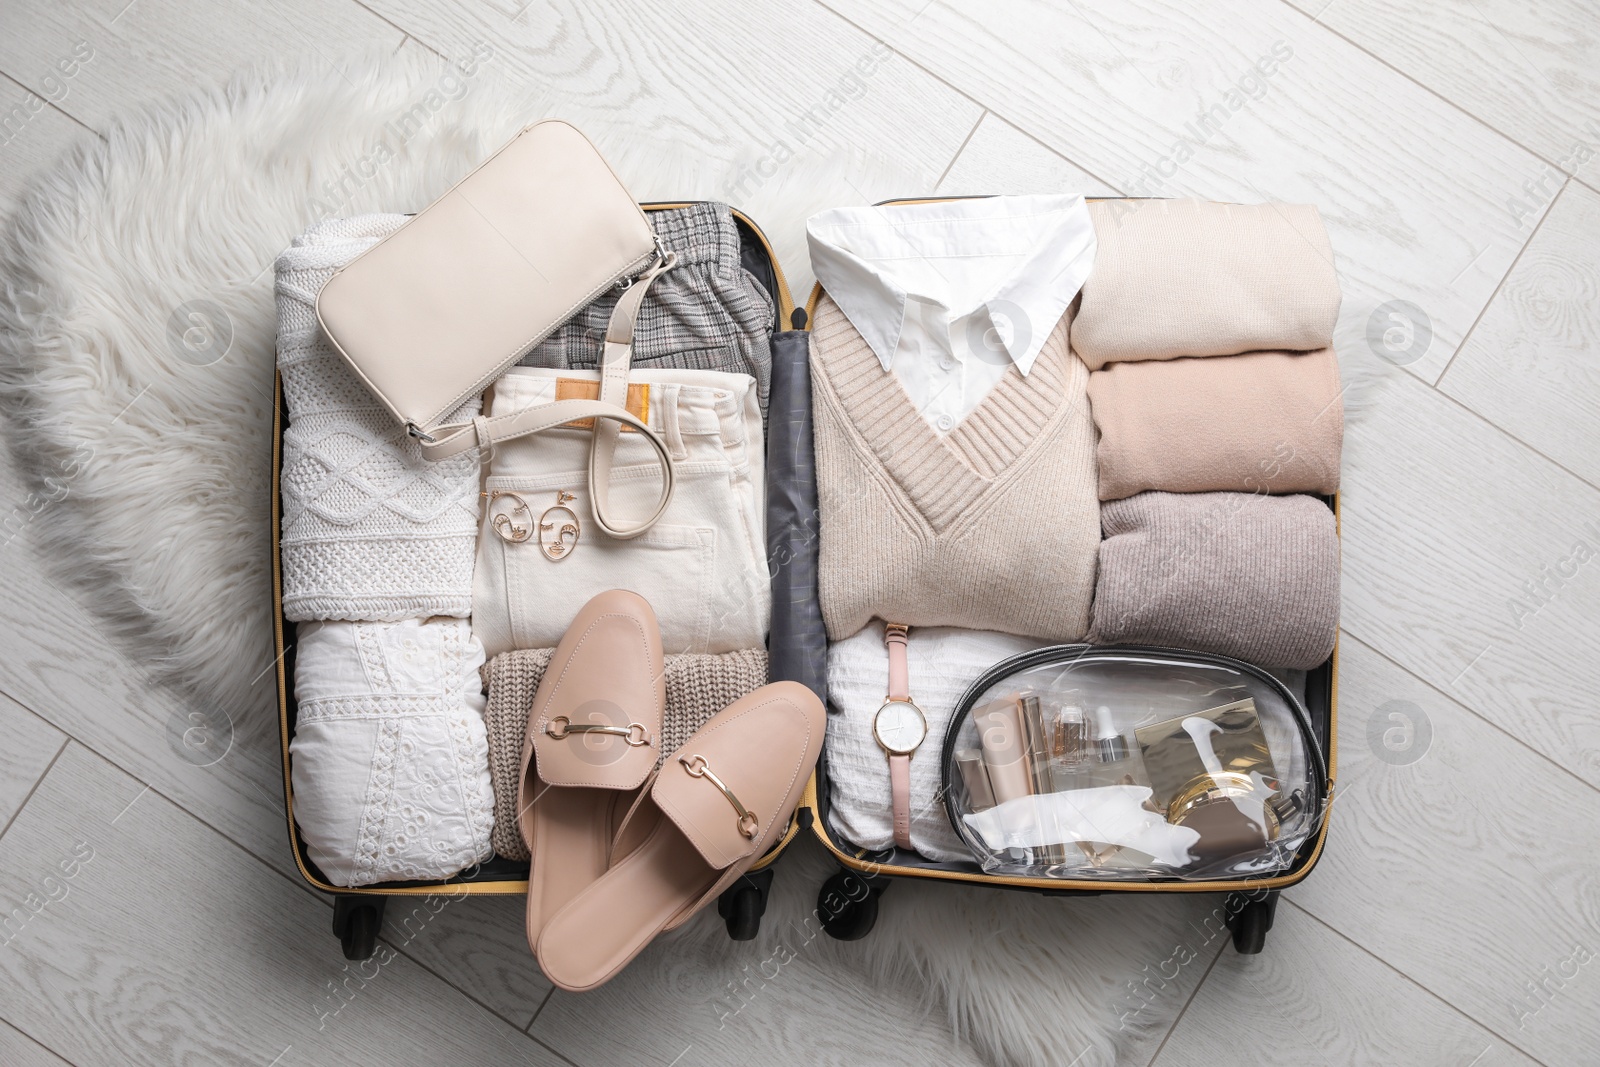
[
  {"xmin": 885, "ymin": 623, "xmax": 909, "ymax": 702},
  {"xmin": 885, "ymin": 622, "xmax": 912, "ymax": 850},
  {"xmin": 889, "ymin": 752, "xmax": 912, "ymax": 850}
]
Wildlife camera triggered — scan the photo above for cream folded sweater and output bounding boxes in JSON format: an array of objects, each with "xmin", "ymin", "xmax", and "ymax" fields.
[
  {"xmin": 1072, "ymin": 199, "xmax": 1341, "ymax": 369},
  {"xmin": 810, "ymin": 295, "xmax": 1101, "ymax": 642},
  {"xmin": 1089, "ymin": 491, "xmax": 1339, "ymax": 670},
  {"xmin": 1088, "ymin": 348, "xmax": 1343, "ymax": 501}
]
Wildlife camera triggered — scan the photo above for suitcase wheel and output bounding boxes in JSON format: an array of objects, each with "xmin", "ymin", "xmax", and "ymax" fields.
[
  {"xmin": 818, "ymin": 869, "xmax": 886, "ymax": 941},
  {"xmin": 1225, "ymin": 891, "xmax": 1278, "ymax": 955},
  {"xmin": 332, "ymin": 895, "xmax": 386, "ymax": 961},
  {"xmin": 718, "ymin": 868, "xmax": 774, "ymax": 941}
]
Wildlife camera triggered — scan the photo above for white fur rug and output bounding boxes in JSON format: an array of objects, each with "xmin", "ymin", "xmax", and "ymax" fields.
[{"xmin": 0, "ymin": 50, "xmax": 1365, "ymax": 1067}]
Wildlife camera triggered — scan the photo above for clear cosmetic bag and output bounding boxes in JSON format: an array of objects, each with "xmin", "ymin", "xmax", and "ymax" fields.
[{"xmin": 941, "ymin": 645, "xmax": 1328, "ymax": 882}]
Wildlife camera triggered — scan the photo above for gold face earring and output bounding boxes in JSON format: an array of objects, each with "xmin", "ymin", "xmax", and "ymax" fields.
[
  {"xmin": 485, "ymin": 490, "xmax": 534, "ymax": 544},
  {"xmin": 538, "ymin": 490, "xmax": 580, "ymax": 561}
]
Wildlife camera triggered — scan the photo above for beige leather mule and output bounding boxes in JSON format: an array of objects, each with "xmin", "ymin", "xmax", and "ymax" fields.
[
  {"xmin": 517, "ymin": 590, "xmax": 664, "ymax": 952},
  {"xmin": 535, "ymin": 681, "xmax": 825, "ymax": 991}
]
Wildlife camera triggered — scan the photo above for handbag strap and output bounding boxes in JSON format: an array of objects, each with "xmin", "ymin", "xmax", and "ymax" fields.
[{"xmin": 420, "ymin": 251, "xmax": 679, "ymax": 540}]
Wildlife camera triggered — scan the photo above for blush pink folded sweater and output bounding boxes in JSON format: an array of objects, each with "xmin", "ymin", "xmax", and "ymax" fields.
[{"xmin": 1087, "ymin": 348, "xmax": 1343, "ymax": 501}]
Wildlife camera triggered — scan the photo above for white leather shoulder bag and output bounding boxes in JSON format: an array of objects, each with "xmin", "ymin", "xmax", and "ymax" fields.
[{"xmin": 315, "ymin": 119, "xmax": 676, "ymax": 538}]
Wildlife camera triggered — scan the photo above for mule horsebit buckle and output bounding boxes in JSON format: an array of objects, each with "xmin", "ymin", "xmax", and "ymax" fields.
[
  {"xmin": 678, "ymin": 754, "xmax": 759, "ymax": 839},
  {"xmin": 544, "ymin": 717, "xmax": 652, "ymax": 747}
]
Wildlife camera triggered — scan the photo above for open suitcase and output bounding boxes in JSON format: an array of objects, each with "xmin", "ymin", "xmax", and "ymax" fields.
[
  {"xmin": 272, "ymin": 193, "xmax": 1337, "ymax": 962},
  {"xmin": 271, "ymin": 203, "xmax": 817, "ymax": 960},
  {"xmin": 792, "ymin": 198, "xmax": 1338, "ymax": 955}
]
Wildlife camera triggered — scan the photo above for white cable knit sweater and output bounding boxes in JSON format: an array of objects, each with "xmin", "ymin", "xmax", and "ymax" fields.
[{"xmin": 276, "ymin": 214, "xmax": 481, "ymax": 622}]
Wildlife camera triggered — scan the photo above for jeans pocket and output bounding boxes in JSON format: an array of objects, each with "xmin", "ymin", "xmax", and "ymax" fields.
[{"xmin": 482, "ymin": 474, "xmax": 718, "ymax": 654}]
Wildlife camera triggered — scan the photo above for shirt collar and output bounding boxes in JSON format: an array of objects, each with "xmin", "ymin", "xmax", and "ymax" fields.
[{"xmin": 806, "ymin": 194, "xmax": 1097, "ymax": 376}]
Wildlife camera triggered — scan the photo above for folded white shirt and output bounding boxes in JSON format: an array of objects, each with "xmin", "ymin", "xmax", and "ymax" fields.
[
  {"xmin": 290, "ymin": 617, "xmax": 495, "ymax": 887},
  {"xmin": 807, "ymin": 194, "xmax": 1096, "ymax": 435},
  {"xmin": 824, "ymin": 621, "xmax": 1047, "ymax": 862}
]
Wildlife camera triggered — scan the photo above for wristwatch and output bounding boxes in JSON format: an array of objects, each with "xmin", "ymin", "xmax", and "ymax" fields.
[{"xmin": 872, "ymin": 623, "xmax": 927, "ymax": 851}]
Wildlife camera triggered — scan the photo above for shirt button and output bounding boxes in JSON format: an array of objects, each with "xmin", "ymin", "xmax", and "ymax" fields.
[
  {"xmin": 936, "ymin": 413, "xmax": 955, "ymax": 432},
  {"xmin": 939, "ymin": 356, "xmax": 956, "ymax": 370}
]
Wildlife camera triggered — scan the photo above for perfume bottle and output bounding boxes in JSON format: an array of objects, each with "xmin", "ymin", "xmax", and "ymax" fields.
[
  {"xmin": 1070, "ymin": 706, "xmax": 1150, "ymax": 790},
  {"xmin": 1064, "ymin": 705, "xmax": 1153, "ymax": 870},
  {"xmin": 1048, "ymin": 705, "xmax": 1091, "ymax": 790}
]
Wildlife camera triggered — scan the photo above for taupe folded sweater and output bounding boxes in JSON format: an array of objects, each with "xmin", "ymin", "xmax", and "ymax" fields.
[
  {"xmin": 480, "ymin": 647, "xmax": 768, "ymax": 861},
  {"xmin": 1072, "ymin": 199, "xmax": 1341, "ymax": 369},
  {"xmin": 1089, "ymin": 492, "xmax": 1339, "ymax": 670},
  {"xmin": 1088, "ymin": 348, "xmax": 1343, "ymax": 501}
]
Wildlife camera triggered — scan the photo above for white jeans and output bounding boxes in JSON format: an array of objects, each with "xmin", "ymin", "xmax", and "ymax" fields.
[{"xmin": 473, "ymin": 366, "xmax": 769, "ymax": 658}]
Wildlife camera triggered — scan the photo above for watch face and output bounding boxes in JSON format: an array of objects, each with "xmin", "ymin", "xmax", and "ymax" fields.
[{"xmin": 874, "ymin": 699, "xmax": 927, "ymax": 754}]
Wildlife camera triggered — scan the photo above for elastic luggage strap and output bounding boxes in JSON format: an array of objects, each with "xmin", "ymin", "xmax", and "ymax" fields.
[{"xmin": 421, "ymin": 252, "xmax": 679, "ymax": 540}]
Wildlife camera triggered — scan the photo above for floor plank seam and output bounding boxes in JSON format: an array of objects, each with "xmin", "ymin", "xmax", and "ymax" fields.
[
  {"xmin": 1431, "ymin": 177, "xmax": 1568, "ymax": 387},
  {"xmin": 525, "ymin": 986, "xmax": 556, "ymax": 1031},
  {"xmin": 366, "ymin": 926, "xmax": 540, "ymax": 1038},
  {"xmin": 247, "ymin": 825, "xmax": 554, "ymax": 1040},
  {"xmin": 16, "ymin": 733, "xmax": 304, "ymax": 892},
  {"xmin": 0, "ymin": 1016, "xmax": 80, "ymax": 1067},
  {"xmin": 806, "ymin": 0, "xmax": 989, "ymax": 120},
  {"xmin": 348, "ymin": 0, "xmax": 439, "ymax": 59},
  {"xmin": 1281, "ymin": 897, "xmax": 1557, "ymax": 1067},
  {"xmin": 1425, "ymin": 366, "xmax": 1600, "ymax": 498},
  {"xmin": 1272, "ymin": 0, "xmax": 1577, "ymax": 187},
  {"xmin": 24, "ymin": 741, "xmax": 552, "ymax": 1053},
  {"xmin": 1141, "ymin": 937, "xmax": 1228, "ymax": 1067},
  {"xmin": 0, "ymin": 69, "xmax": 101, "ymax": 138},
  {"xmin": 1337, "ymin": 632, "xmax": 1600, "ymax": 799},
  {"xmin": 3, "ymin": 5, "xmax": 1598, "ymax": 1061},
  {"xmin": 808, "ymin": 0, "xmax": 1127, "ymax": 194},
  {"xmin": 934, "ymin": 108, "xmax": 987, "ymax": 188},
  {"xmin": 941, "ymin": 93, "xmax": 1130, "ymax": 194},
  {"xmin": 4, "ymin": 745, "xmax": 555, "ymax": 1063},
  {"xmin": 0, "ymin": 735, "xmax": 69, "ymax": 844},
  {"xmin": 0, "ymin": 680, "xmax": 68, "ymax": 742}
]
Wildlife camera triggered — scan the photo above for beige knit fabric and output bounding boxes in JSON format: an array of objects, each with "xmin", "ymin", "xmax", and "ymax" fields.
[
  {"xmin": 1089, "ymin": 491, "xmax": 1339, "ymax": 670},
  {"xmin": 1072, "ymin": 199, "xmax": 1341, "ymax": 370},
  {"xmin": 1088, "ymin": 347, "xmax": 1344, "ymax": 501},
  {"xmin": 480, "ymin": 647, "xmax": 769, "ymax": 860},
  {"xmin": 810, "ymin": 294, "xmax": 1100, "ymax": 642}
]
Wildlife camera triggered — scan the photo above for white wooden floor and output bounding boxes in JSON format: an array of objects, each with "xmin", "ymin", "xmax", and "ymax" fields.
[{"xmin": 2, "ymin": 1, "xmax": 1599, "ymax": 1065}]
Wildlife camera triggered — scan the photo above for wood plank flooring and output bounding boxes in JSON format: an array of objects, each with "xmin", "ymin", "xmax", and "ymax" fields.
[{"xmin": 1, "ymin": 1, "xmax": 1597, "ymax": 1064}]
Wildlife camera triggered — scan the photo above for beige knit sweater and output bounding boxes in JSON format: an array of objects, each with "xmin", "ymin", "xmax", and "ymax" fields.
[
  {"xmin": 480, "ymin": 647, "xmax": 769, "ymax": 860},
  {"xmin": 810, "ymin": 295, "xmax": 1100, "ymax": 642},
  {"xmin": 1071, "ymin": 199, "xmax": 1341, "ymax": 369}
]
